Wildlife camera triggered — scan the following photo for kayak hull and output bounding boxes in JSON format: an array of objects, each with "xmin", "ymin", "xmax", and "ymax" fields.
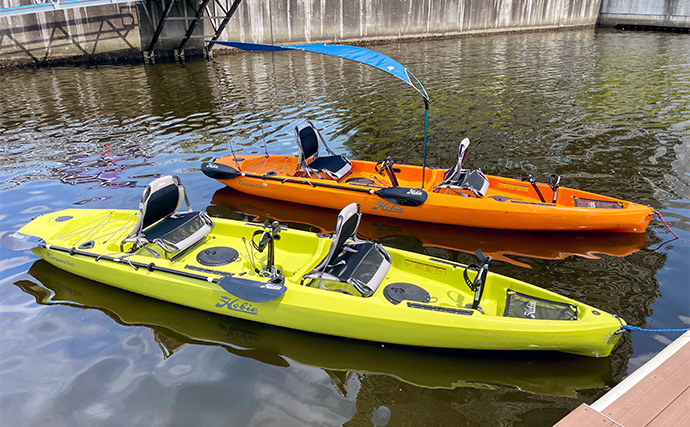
[
  {"xmin": 16, "ymin": 208, "xmax": 625, "ymax": 357},
  {"xmin": 205, "ymin": 155, "xmax": 653, "ymax": 233}
]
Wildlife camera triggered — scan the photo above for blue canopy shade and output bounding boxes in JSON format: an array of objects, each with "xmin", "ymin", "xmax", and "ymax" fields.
[{"xmin": 207, "ymin": 41, "xmax": 429, "ymax": 102}]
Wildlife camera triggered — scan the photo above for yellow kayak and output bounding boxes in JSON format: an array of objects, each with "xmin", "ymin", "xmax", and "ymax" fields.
[
  {"xmin": 4, "ymin": 176, "xmax": 626, "ymax": 356},
  {"xmin": 19, "ymin": 259, "xmax": 614, "ymax": 396}
]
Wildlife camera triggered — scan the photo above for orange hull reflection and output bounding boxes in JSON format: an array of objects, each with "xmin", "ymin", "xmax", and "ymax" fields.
[{"xmin": 210, "ymin": 188, "xmax": 645, "ymax": 268}]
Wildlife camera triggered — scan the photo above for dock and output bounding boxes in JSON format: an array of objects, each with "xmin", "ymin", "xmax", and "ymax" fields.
[{"xmin": 555, "ymin": 331, "xmax": 689, "ymax": 426}]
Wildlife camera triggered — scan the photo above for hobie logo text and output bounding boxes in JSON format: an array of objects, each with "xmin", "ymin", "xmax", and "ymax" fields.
[
  {"xmin": 216, "ymin": 296, "xmax": 259, "ymax": 315},
  {"xmin": 372, "ymin": 201, "xmax": 403, "ymax": 213}
]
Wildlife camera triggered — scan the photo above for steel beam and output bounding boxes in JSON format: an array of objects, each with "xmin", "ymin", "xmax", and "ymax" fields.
[
  {"xmin": 177, "ymin": 0, "xmax": 212, "ymax": 51},
  {"xmin": 146, "ymin": 0, "xmax": 176, "ymax": 52},
  {"xmin": 207, "ymin": 0, "xmax": 242, "ymax": 45}
]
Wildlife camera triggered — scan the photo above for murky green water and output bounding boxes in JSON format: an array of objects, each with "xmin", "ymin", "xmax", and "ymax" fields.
[{"xmin": 1, "ymin": 29, "xmax": 689, "ymax": 426}]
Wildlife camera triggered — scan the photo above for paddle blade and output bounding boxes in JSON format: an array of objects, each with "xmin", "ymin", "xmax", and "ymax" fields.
[
  {"xmin": 218, "ymin": 275, "xmax": 286, "ymax": 303},
  {"xmin": 375, "ymin": 187, "xmax": 428, "ymax": 207},
  {"xmin": 201, "ymin": 162, "xmax": 241, "ymax": 180},
  {"xmin": 1, "ymin": 232, "xmax": 44, "ymax": 252}
]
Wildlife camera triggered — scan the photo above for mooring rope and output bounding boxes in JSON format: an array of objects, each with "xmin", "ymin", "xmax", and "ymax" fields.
[
  {"xmin": 621, "ymin": 324, "xmax": 690, "ymax": 333},
  {"xmin": 651, "ymin": 208, "xmax": 685, "ymax": 240}
]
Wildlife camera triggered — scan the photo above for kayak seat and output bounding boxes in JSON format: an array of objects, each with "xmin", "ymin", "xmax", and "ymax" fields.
[
  {"xmin": 295, "ymin": 121, "xmax": 352, "ymax": 180},
  {"xmin": 434, "ymin": 138, "xmax": 489, "ymax": 198},
  {"xmin": 302, "ymin": 203, "xmax": 391, "ymax": 297},
  {"xmin": 121, "ymin": 175, "xmax": 214, "ymax": 256}
]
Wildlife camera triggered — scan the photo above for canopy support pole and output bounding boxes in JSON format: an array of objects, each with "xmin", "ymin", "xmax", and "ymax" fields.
[{"xmin": 421, "ymin": 99, "xmax": 429, "ymax": 189}]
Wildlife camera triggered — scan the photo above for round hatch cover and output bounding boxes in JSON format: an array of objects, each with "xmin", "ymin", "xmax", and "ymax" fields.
[
  {"xmin": 196, "ymin": 246, "xmax": 238, "ymax": 266},
  {"xmin": 383, "ymin": 282, "xmax": 430, "ymax": 305}
]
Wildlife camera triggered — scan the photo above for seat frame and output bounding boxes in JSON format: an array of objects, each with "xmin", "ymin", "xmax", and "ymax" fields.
[
  {"xmin": 434, "ymin": 138, "xmax": 489, "ymax": 198},
  {"xmin": 121, "ymin": 175, "xmax": 214, "ymax": 256},
  {"xmin": 302, "ymin": 203, "xmax": 390, "ymax": 297}
]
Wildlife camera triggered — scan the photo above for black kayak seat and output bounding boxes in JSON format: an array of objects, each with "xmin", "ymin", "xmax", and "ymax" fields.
[
  {"xmin": 303, "ymin": 203, "xmax": 390, "ymax": 297},
  {"xmin": 434, "ymin": 138, "xmax": 489, "ymax": 198},
  {"xmin": 296, "ymin": 121, "xmax": 352, "ymax": 180},
  {"xmin": 122, "ymin": 175, "xmax": 214, "ymax": 255}
]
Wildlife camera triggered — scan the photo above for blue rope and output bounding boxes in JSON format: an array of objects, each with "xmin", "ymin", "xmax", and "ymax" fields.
[{"xmin": 621, "ymin": 324, "xmax": 690, "ymax": 333}]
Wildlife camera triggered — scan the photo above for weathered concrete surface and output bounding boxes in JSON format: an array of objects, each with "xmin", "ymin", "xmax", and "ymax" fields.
[
  {"xmin": 220, "ymin": 0, "xmax": 603, "ymax": 45},
  {"xmin": 138, "ymin": 0, "xmax": 206, "ymax": 55},
  {"xmin": 599, "ymin": 0, "xmax": 690, "ymax": 28},
  {"xmin": 1, "ymin": 0, "xmax": 606, "ymax": 66},
  {"xmin": 0, "ymin": 1, "xmax": 142, "ymax": 67}
]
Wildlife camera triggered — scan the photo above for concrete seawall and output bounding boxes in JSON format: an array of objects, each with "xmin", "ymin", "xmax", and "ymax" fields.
[
  {"xmin": 599, "ymin": 0, "xmax": 690, "ymax": 29},
  {"xmin": 221, "ymin": 0, "xmax": 601, "ymax": 45},
  {"xmin": 1, "ymin": 0, "xmax": 684, "ymax": 67},
  {"xmin": 1, "ymin": 0, "xmax": 605, "ymax": 67},
  {"xmin": 0, "ymin": 2, "xmax": 142, "ymax": 67}
]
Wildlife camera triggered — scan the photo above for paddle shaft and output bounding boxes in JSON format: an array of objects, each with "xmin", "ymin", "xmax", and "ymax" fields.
[
  {"xmin": 39, "ymin": 243, "xmax": 223, "ymax": 284},
  {"xmin": 237, "ymin": 171, "xmax": 378, "ymax": 195},
  {"xmin": 203, "ymin": 161, "xmax": 428, "ymax": 206}
]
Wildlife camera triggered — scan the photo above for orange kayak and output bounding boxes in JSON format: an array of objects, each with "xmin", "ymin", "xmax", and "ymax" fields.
[
  {"xmin": 201, "ymin": 43, "xmax": 653, "ymax": 233},
  {"xmin": 202, "ymin": 152, "xmax": 653, "ymax": 233}
]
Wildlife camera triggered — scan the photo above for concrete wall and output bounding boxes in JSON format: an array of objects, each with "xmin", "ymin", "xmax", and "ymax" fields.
[
  {"xmin": 1, "ymin": 0, "xmax": 606, "ymax": 66},
  {"xmin": 0, "ymin": 1, "xmax": 142, "ymax": 67},
  {"xmin": 599, "ymin": 0, "xmax": 690, "ymax": 28},
  {"xmin": 221, "ymin": 0, "xmax": 603, "ymax": 45}
]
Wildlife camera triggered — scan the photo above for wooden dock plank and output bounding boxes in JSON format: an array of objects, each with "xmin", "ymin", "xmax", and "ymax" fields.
[
  {"xmin": 598, "ymin": 345, "xmax": 689, "ymax": 425},
  {"xmin": 557, "ymin": 332, "xmax": 690, "ymax": 427},
  {"xmin": 553, "ymin": 404, "xmax": 621, "ymax": 427},
  {"xmin": 646, "ymin": 387, "xmax": 690, "ymax": 427}
]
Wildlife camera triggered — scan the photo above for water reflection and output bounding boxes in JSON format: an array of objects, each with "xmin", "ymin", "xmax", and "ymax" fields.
[{"xmin": 209, "ymin": 187, "xmax": 645, "ymax": 269}]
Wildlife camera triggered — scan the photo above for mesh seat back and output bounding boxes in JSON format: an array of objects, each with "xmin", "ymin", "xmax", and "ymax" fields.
[
  {"xmin": 141, "ymin": 177, "xmax": 185, "ymax": 229},
  {"xmin": 303, "ymin": 203, "xmax": 390, "ymax": 296},
  {"xmin": 331, "ymin": 203, "xmax": 361, "ymax": 253},
  {"xmin": 128, "ymin": 176, "xmax": 185, "ymax": 238},
  {"xmin": 296, "ymin": 124, "xmax": 320, "ymax": 166},
  {"xmin": 303, "ymin": 203, "xmax": 361, "ymax": 279}
]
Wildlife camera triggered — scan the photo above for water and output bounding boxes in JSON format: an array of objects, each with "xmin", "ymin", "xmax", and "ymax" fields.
[{"xmin": 1, "ymin": 29, "xmax": 689, "ymax": 426}]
